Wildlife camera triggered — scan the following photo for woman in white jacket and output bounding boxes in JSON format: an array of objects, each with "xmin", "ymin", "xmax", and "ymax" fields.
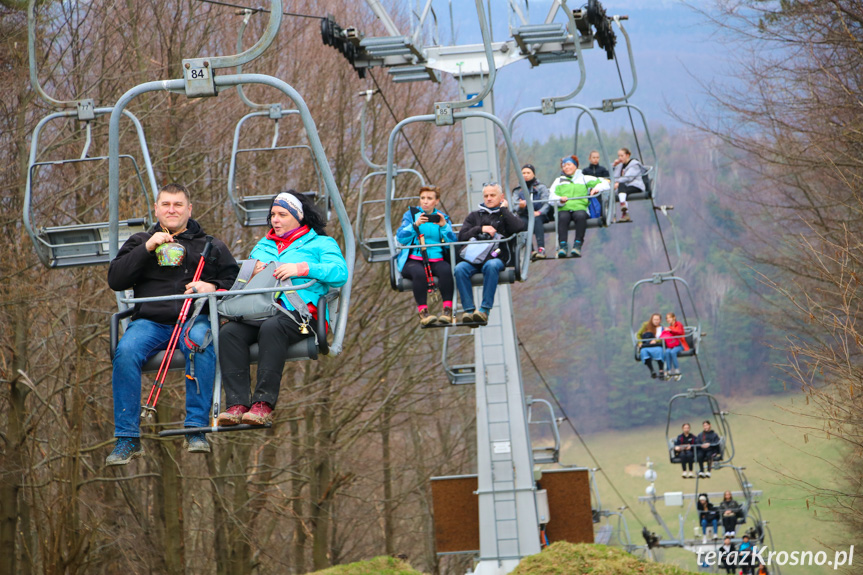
[{"xmin": 612, "ymin": 147, "xmax": 646, "ymax": 223}]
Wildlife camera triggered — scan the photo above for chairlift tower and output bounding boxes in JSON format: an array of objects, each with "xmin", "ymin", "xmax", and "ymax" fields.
[{"xmin": 342, "ymin": 2, "xmax": 609, "ymax": 573}]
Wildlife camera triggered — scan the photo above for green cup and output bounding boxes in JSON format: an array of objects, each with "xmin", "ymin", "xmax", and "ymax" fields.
[{"xmin": 155, "ymin": 242, "xmax": 186, "ymax": 267}]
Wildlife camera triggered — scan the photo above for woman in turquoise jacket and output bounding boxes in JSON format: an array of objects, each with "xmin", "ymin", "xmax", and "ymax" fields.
[
  {"xmin": 396, "ymin": 185, "xmax": 457, "ymax": 326},
  {"xmin": 218, "ymin": 191, "xmax": 348, "ymax": 426}
]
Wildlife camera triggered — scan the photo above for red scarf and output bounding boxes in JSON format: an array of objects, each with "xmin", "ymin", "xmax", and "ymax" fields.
[{"xmin": 266, "ymin": 225, "xmax": 310, "ymax": 253}]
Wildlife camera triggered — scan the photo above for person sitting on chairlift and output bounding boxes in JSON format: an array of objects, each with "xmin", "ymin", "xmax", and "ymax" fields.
[
  {"xmin": 217, "ymin": 191, "xmax": 348, "ymax": 427},
  {"xmin": 697, "ymin": 420, "xmax": 722, "ymax": 478},
  {"xmin": 582, "ymin": 150, "xmax": 610, "ymax": 178},
  {"xmin": 454, "ymin": 183, "xmax": 525, "ymax": 326},
  {"xmin": 636, "ymin": 313, "xmax": 666, "ymax": 379},
  {"xmin": 718, "ymin": 490, "xmax": 742, "ymax": 537},
  {"xmin": 512, "ymin": 163, "xmax": 552, "ymax": 261},
  {"xmin": 106, "ymin": 183, "xmax": 239, "ymax": 465},
  {"xmin": 612, "ymin": 147, "xmax": 646, "ymax": 223},
  {"xmin": 396, "ymin": 185, "xmax": 457, "ymax": 326},
  {"xmin": 548, "ymin": 155, "xmax": 603, "ymax": 258},
  {"xmin": 674, "ymin": 422, "xmax": 697, "ymax": 478},
  {"xmin": 698, "ymin": 493, "xmax": 720, "ymax": 541},
  {"xmin": 661, "ymin": 311, "xmax": 689, "ymax": 380}
]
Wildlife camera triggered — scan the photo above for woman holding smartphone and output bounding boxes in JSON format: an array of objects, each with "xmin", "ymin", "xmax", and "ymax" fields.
[{"xmin": 396, "ymin": 185, "xmax": 457, "ymax": 326}]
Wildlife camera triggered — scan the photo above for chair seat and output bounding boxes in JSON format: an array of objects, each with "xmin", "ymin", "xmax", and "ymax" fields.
[
  {"xmin": 542, "ymin": 217, "xmax": 603, "ymax": 233},
  {"xmin": 359, "ymin": 237, "xmax": 392, "ymax": 263},
  {"xmin": 623, "ymin": 190, "xmax": 651, "ymax": 201},
  {"xmin": 41, "ymin": 218, "xmax": 149, "ymax": 268},
  {"xmin": 142, "ymin": 339, "xmax": 318, "ymax": 372},
  {"xmin": 447, "ymin": 364, "xmax": 476, "ymax": 385}
]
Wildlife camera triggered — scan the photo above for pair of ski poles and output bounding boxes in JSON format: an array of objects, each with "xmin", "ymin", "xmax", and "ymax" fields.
[{"xmin": 140, "ymin": 236, "xmax": 213, "ymax": 421}]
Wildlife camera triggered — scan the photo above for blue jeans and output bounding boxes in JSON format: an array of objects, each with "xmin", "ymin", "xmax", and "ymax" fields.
[
  {"xmin": 112, "ymin": 316, "xmax": 215, "ymax": 437},
  {"xmin": 701, "ymin": 517, "xmax": 718, "ymax": 535},
  {"xmin": 640, "ymin": 346, "xmax": 663, "ymax": 362},
  {"xmin": 455, "ymin": 258, "xmax": 506, "ymax": 312},
  {"xmin": 664, "ymin": 346, "xmax": 681, "ymax": 370}
]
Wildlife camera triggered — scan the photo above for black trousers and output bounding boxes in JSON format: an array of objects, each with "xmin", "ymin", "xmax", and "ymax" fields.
[
  {"xmin": 698, "ymin": 448, "xmax": 720, "ymax": 471},
  {"xmin": 722, "ymin": 513, "xmax": 738, "ymax": 534},
  {"xmin": 402, "ymin": 259, "xmax": 454, "ymax": 306},
  {"xmin": 618, "ymin": 182, "xmax": 642, "ymax": 202},
  {"xmin": 557, "ymin": 210, "xmax": 588, "ymax": 244},
  {"xmin": 519, "ymin": 213, "xmax": 548, "ymax": 249},
  {"xmin": 679, "ymin": 449, "xmax": 694, "ymax": 471},
  {"xmin": 219, "ymin": 311, "xmax": 311, "ymax": 408}
]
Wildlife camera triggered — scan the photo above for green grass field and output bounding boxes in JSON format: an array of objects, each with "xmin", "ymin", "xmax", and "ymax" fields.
[{"xmin": 557, "ymin": 391, "xmax": 849, "ymax": 574}]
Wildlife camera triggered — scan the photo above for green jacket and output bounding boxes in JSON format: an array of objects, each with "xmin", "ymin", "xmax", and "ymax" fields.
[{"xmin": 549, "ymin": 171, "xmax": 603, "ymax": 212}]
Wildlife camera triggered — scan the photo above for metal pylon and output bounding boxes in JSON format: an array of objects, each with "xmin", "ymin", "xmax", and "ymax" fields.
[{"xmin": 460, "ymin": 75, "xmax": 540, "ymax": 575}]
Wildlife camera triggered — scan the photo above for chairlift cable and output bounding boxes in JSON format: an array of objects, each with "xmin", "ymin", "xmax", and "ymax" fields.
[
  {"xmin": 197, "ymin": 0, "xmax": 324, "ymax": 20},
  {"xmin": 517, "ymin": 337, "xmax": 649, "ymax": 530},
  {"xmin": 611, "ymin": 45, "xmax": 712, "ymax": 388}
]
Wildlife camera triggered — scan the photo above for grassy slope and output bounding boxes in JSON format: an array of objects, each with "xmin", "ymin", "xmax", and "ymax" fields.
[
  {"xmin": 513, "ymin": 542, "xmax": 695, "ymax": 575},
  {"xmin": 309, "ymin": 556, "xmax": 422, "ymax": 575},
  {"xmin": 558, "ymin": 391, "xmax": 845, "ymax": 574}
]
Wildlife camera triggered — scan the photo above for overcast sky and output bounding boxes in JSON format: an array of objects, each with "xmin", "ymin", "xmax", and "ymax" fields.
[{"xmin": 374, "ymin": 0, "xmax": 729, "ymax": 140}]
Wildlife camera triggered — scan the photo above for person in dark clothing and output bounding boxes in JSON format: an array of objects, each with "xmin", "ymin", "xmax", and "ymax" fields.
[
  {"xmin": 698, "ymin": 493, "xmax": 719, "ymax": 540},
  {"xmin": 697, "ymin": 420, "xmax": 722, "ymax": 477},
  {"xmin": 718, "ymin": 490, "xmax": 742, "ymax": 536},
  {"xmin": 674, "ymin": 422, "xmax": 697, "ymax": 477},
  {"xmin": 512, "ymin": 164, "xmax": 552, "ymax": 260},
  {"xmin": 582, "ymin": 150, "xmax": 610, "ymax": 178},
  {"xmin": 718, "ymin": 537, "xmax": 738, "ymax": 574},
  {"xmin": 107, "ymin": 183, "xmax": 239, "ymax": 465},
  {"xmin": 454, "ymin": 183, "xmax": 526, "ymax": 325}
]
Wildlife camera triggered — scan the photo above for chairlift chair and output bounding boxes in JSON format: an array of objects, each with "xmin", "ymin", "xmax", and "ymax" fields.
[
  {"xmin": 630, "ymin": 275, "xmax": 702, "ymax": 361},
  {"xmin": 226, "ymin": 106, "xmax": 324, "ymax": 226},
  {"xmin": 526, "ymin": 397, "xmax": 561, "ymax": 465},
  {"xmin": 573, "ymin": 104, "xmax": 659, "ymax": 203},
  {"xmin": 665, "ymin": 389, "xmax": 734, "ymax": 469},
  {"xmin": 441, "ymin": 326, "xmax": 476, "ymax": 384},
  {"xmin": 105, "ymin": 0, "xmax": 354, "ymax": 435},
  {"xmin": 23, "ymin": 0, "xmax": 159, "ymax": 268},
  {"xmin": 382, "ymin": 112, "xmax": 535, "ymax": 294},
  {"xmin": 24, "ymin": 109, "xmax": 159, "ymax": 269}
]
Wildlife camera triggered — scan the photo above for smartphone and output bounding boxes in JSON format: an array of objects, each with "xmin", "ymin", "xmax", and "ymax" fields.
[{"xmin": 425, "ymin": 213, "xmax": 441, "ymax": 223}]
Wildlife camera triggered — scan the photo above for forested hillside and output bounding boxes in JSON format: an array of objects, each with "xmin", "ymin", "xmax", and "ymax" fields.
[{"xmin": 507, "ymin": 128, "xmax": 784, "ymax": 431}]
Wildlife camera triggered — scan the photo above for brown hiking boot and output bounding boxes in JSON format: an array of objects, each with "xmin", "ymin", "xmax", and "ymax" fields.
[
  {"xmin": 419, "ymin": 308, "xmax": 436, "ymax": 326},
  {"xmin": 437, "ymin": 306, "xmax": 454, "ymax": 325},
  {"xmin": 618, "ymin": 208, "xmax": 632, "ymax": 223}
]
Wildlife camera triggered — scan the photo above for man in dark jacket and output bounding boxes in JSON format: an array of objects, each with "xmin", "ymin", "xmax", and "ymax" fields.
[
  {"xmin": 697, "ymin": 420, "xmax": 722, "ymax": 477},
  {"xmin": 582, "ymin": 150, "xmax": 610, "ymax": 178},
  {"xmin": 455, "ymin": 183, "xmax": 525, "ymax": 325},
  {"xmin": 106, "ymin": 183, "xmax": 239, "ymax": 465},
  {"xmin": 512, "ymin": 164, "xmax": 552, "ymax": 259}
]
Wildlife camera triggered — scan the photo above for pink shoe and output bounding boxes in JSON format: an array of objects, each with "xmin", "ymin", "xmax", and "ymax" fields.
[
  {"xmin": 241, "ymin": 402, "xmax": 273, "ymax": 425},
  {"xmin": 217, "ymin": 405, "xmax": 249, "ymax": 426}
]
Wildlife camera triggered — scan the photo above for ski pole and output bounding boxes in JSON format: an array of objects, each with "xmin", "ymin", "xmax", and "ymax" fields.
[{"xmin": 141, "ymin": 236, "xmax": 213, "ymax": 421}]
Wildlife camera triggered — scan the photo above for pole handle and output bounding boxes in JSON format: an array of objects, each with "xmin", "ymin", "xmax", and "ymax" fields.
[{"xmin": 201, "ymin": 235, "xmax": 214, "ymax": 259}]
